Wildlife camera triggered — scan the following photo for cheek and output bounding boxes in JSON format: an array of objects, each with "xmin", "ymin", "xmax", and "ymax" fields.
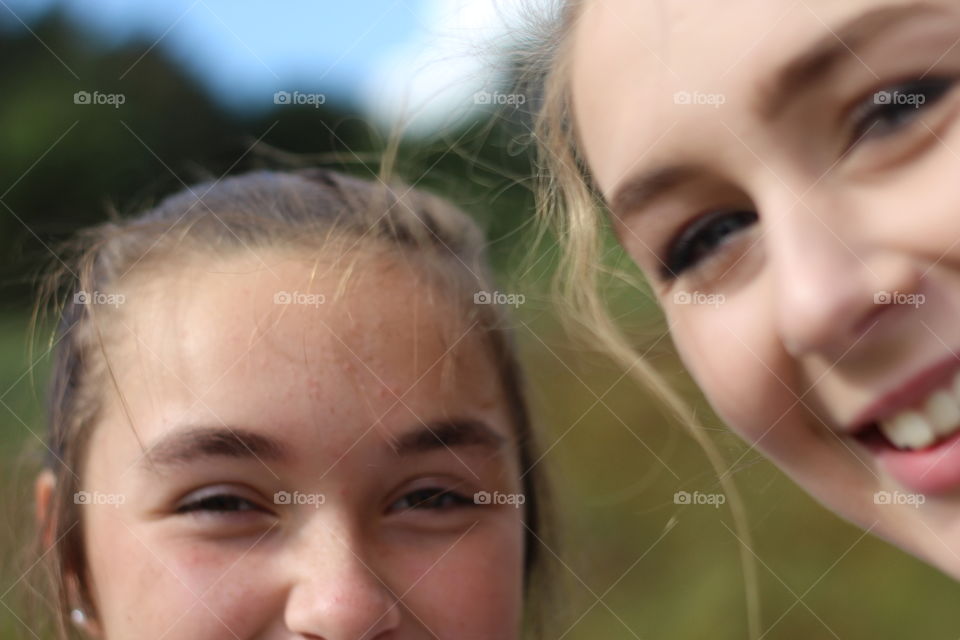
[
  {"xmin": 85, "ymin": 517, "xmax": 188, "ymax": 635},
  {"xmin": 866, "ymin": 142, "xmax": 960, "ymax": 254},
  {"xmin": 390, "ymin": 520, "xmax": 525, "ymax": 639},
  {"xmin": 671, "ymin": 303, "xmax": 799, "ymax": 443},
  {"xmin": 86, "ymin": 518, "xmax": 279, "ymax": 639},
  {"xmin": 670, "ymin": 302, "xmax": 860, "ymax": 483}
]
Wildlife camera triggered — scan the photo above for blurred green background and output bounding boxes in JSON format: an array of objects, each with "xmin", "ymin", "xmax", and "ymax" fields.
[{"xmin": 2, "ymin": 4, "xmax": 960, "ymax": 640}]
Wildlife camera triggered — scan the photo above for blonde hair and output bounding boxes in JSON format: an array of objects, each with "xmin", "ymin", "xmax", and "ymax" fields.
[
  {"xmin": 24, "ymin": 168, "xmax": 555, "ymax": 639},
  {"xmin": 520, "ymin": 1, "xmax": 762, "ymax": 636}
]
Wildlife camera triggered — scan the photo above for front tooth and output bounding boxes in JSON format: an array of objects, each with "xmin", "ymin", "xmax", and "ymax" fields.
[
  {"xmin": 879, "ymin": 411, "xmax": 937, "ymax": 450},
  {"xmin": 924, "ymin": 390, "xmax": 960, "ymax": 436}
]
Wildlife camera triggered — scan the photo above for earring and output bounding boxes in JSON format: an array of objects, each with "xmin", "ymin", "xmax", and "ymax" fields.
[{"xmin": 70, "ymin": 607, "xmax": 86, "ymax": 625}]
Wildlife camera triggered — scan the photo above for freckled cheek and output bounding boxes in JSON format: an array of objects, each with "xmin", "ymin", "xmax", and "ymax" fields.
[
  {"xmin": 88, "ymin": 524, "xmax": 280, "ymax": 638},
  {"xmin": 86, "ymin": 525, "xmax": 198, "ymax": 634},
  {"xmin": 389, "ymin": 526, "xmax": 525, "ymax": 638},
  {"xmin": 161, "ymin": 540, "xmax": 286, "ymax": 629}
]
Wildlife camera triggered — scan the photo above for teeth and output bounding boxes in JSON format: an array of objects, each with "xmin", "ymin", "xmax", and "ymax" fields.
[
  {"xmin": 877, "ymin": 370, "xmax": 960, "ymax": 450},
  {"xmin": 925, "ymin": 390, "xmax": 960, "ymax": 436},
  {"xmin": 880, "ymin": 411, "xmax": 936, "ymax": 450}
]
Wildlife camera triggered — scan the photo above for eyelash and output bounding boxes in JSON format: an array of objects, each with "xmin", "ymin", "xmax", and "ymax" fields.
[
  {"xmin": 387, "ymin": 487, "xmax": 476, "ymax": 513},
  {"xmin": 846, "ymin": 76, "xmax": 955, "ymax": 148},
  {"xmin": 659, "ymin": 76, "xmax": 957, "ymax": 281},
  {"xmin": 660, "ymin": 209, "xmax": 758, "ymax": 280},
  {"xmin": 175, "ymin": 486, "xmax": 478, "ymax": 518},
  {"xmin": 176, "ymin": 492, "xmax": 265, "ymax": 515}
]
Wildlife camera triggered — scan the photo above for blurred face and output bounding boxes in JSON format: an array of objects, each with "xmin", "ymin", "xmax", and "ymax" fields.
[
  {"xmin": 571, "ymin": 0, "xmax": 960, "ymax": 576},
  {"xmin": 72, "ymin": 249, "xmax": 526, "ymax": 639}
]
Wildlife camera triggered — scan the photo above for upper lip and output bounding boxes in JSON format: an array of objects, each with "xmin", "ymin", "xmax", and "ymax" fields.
[{"xmin": 847, "ymin": 352, "xmax": 960, "ymax": 435}]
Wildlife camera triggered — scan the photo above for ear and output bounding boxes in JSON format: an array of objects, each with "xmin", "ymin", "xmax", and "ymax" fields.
[
  {"xmin": 34, "ymin": 469, "xmax": 56, "ymax": 549},
  {"xmin": 35, "ymin": 471, "xmax": 104, "ymax": 637},
  {"xmin": 66, "ymin": 573, "xmax": 104, "ymax": 638}
]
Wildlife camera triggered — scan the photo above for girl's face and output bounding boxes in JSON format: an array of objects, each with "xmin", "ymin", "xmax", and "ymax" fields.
[
  {"xmin": 571, "ymin": 0, "xmax": 960, "ymax": 575},
  {"xmin": 72, "ymin": 251, "xmax": 526, "ymax": 639}
]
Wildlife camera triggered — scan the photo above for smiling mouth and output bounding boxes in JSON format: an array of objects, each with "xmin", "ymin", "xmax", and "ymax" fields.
[
  {"xmin": 841, "ymin": 358, "xmax": 960, "ymax": 495},
  {"xmin": 855, "ymin": 367, "xmax": 960, "ymax": 452},
  {"xmin": 851, "ymin": 355, "xmax": 960, "ymax": 451}
]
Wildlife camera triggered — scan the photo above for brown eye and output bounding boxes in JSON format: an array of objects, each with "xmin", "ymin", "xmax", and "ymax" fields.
[{"xmin": 661, "ymin": 209, "xmax": 758, "ymax": 279}]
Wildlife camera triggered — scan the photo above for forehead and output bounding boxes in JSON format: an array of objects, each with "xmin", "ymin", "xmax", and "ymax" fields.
[
  {"xmin": 101, "ymin": 250, "xmax": 502, "ymax": 445},
  {"xmin": 569, "ymin": 0, "xmax": 919, "ymax": 193}
]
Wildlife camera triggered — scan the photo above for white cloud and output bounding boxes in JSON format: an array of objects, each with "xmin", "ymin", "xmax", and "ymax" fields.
[{"xmin": 362, "ymin": 0, "xmax": 540, "ymax": 136}]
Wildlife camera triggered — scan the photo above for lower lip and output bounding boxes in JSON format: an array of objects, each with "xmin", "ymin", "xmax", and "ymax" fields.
[{"xmin": 873, "ymin": 428, "xmax": 960, "ymax": 494}]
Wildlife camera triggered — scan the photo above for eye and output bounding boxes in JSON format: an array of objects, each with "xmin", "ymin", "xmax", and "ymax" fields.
[
  {"xmin": 176, "ymin": 489, "xmax": 266, "ymax": 515},
  {"xmin": 661, "ymin": 209, "xmax": 758, "ymax": 279},
  {"xmin": 848, "ymin": 77, "xmax": 955, "ymax": 146},
  {"xmin": 387, "ymin": 487, "xmax": 475, "ymax": 513}
]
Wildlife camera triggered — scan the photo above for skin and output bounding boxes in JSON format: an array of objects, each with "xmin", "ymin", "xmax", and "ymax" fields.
[
  {"xmin": 36, "ymin": 248, "xmax": 526, "ymax": 639},
  {"xmin": 570, "ymin": 0, "xmax": 960, "ymax": 578}
]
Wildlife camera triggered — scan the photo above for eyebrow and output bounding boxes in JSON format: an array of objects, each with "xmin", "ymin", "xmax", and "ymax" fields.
[
  {"xmin": 756, "ymin": 2, "xmax": 951, "ymax": 120},
  {"xmin": 609, "ymin": 164, "xmax": 704, "ymax": 220},
  {"xmin": 140, "ymin": 419, "xmax": 507, "ymax": 471},
  {"xmin": 393, "ymin": 419, "xmax": 508, "ymax": 456},
  {"xmin": 608, "ymin": 3, "xmax": 951, "ymax": 219},
  {"xmin": 142, "ymin": 426, "xmax": 290, "ymax": 469}
]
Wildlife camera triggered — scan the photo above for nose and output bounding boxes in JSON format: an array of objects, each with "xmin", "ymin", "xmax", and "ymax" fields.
[
  {"xmin": 284, "ymin": 529, "xmax": 401, "ymax": 639},
  {"xmin": 766, "ymin": 194, "xmax": 922, "ymax": 360}
]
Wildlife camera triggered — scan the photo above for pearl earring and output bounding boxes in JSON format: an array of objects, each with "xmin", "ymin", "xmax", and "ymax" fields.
[{"xmin": 70, "ymin": 607, "xmax": 86, "ymax": 625}]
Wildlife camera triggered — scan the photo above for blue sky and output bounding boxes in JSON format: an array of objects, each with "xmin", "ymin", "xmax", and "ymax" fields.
[{"xmin": 3, "ymin": 0, "xmax": 526, "ymax": 131}]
